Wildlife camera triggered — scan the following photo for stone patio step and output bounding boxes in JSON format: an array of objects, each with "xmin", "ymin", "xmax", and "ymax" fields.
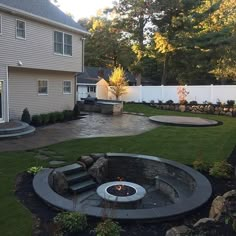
[
  {"xmin": 56, "ymin": 163, "xmax": 83, "ymax": 175},
  {"xmin": 70, "ymin": 179, "xmax": 97, "ymax": 193},
  {"xmin": 66, "ymin": 171, "xmax": 91, "ymax": 185}
]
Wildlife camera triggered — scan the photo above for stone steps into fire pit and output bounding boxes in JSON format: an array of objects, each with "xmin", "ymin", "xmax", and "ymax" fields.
[{"xmin": 56, "ymin": 163, "xmax": 97, "ymax": 194}]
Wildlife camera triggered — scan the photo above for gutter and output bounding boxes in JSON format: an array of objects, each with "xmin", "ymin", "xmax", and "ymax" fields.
[{"xmin": 0, "ymin": 3, "xmax": 90, "ymax": 36}]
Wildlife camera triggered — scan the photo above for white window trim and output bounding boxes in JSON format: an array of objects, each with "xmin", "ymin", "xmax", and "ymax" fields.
[
  {"xmin": 54, "ymin": 31, "xmax": 72, "ymax": 57},
  {"xmin": 16, "ymin": 19, "xmax": 26, "ymax": 40},
  {"xmin": 37, "ymin": 79, "xmax": 48, "ymax": 96},
  {"xmin": 0, "ymin": 15, "xmax": 2, "ymax": 35},
  {"xmin": 0, "ymin": 80, "xmax": 4, "ymax": 122},
  {"xmin": 63, "ymin": 80, "xmax": 72, "ymax": 94}
]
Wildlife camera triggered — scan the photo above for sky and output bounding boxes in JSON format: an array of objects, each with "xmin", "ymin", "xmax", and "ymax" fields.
[{"xmin": 55, "ymin": 0, "xmax": 114, "ymax": 20}]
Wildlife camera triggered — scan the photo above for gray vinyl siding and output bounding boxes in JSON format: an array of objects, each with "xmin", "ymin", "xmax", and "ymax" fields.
[
  {"xmin": 0, "ymin": 11, "xmax": 83, "ymax": 72},
  {"xmin": 0, "ymin": 64, "xmax": 9, "ymax": 121},
  {"xmin": 8, "ymin": 67, "xmax": 75, "ymax": 120}
]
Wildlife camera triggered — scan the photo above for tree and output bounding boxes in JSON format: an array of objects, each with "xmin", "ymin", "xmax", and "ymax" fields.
[
  {"xmin": 80, "ymin": 17, "xmax": 136, "ymax": 68},
  {"xmin": 109, "ymin": 66, "xmax": 128, "ymax": 100}
]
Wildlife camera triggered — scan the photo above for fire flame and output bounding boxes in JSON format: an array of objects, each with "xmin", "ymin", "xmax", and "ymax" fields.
[{"xmin": 116, "ymin": 177, "xmax": 124, "ymax": 191}]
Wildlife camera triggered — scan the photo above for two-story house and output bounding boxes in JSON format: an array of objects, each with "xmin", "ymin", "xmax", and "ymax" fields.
[{"xmin": 0, "ymin": 0, "xmax": 88, "ymax": 123}]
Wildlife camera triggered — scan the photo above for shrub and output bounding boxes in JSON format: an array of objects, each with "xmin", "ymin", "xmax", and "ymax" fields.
[
  {"xmin": 54, "ymin": 111, "xmax": 64, "ymax": 122},
  {"xmin": 53, "ymin": 212, "xmax": 87, "ymax": 234},
  {"xmin": 209, "ymin": 160, "xmax": 233, "ymax": 179},
  {"xmin": 27, "ymin": 166, "xmax": 43, "ymax": 175},
  {"xmin": 165, "ymin": 100, "xmax": 174, "ymax": 105},
  {"xmin": 179, "ymin": 100, "xmax": 188, "ymax": 105},
  {"xmin": 73, "ymin": 104, "xmax": 80, "ymax": 118},
  {"xmin": 49, "ymin": 112, "xmax": 57, "ymax": 124},
  {"xmin": 189, "ymin": 101, "xmax": 198, "ymax": 105},
  {"xmin": 31, "ymin": 115, "xmax": 42, "ymax": 127},
  {"xmin": 158, "ymin": 100, "xmax": 163, "ymax": 105},
  {"xmin": 63, "ymin": 110, "xmax": 73, "ymax": 121},
  {"xmin": 94, "ymin": 219, "xmax": 122, "ymax": 236},
  {"xmin": 40, "ymin": 113, "xmax": 50, "ymax": 125},
  {"xmin": 193, "ymin": 159, "xmax": 209, "ymax": 172},
  {"xmin": 227, "ymin": 100, "xmax": 235, "ymax": 107},
  {"xmin": 21, "ymin": 108, "xmax": 31, "ymax": 124}
]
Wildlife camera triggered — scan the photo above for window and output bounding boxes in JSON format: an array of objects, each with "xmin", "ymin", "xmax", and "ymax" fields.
[
  {"xmin": 87, "ymin": 86, "xmax": 96, "ymax": 93},
  {"xmin": 16, "ymin": 20, "xmax": 26, "ymax": 39},
  {"xmin": 0, "ymin": 15, "xmax": 2, "ymax": 35},
  {"xmin": 38, "ymin": 80, "xmax": 48, "ymax": 95},
  {"xmin": 63, "ymin": 80, "xmax": 72, "ymax": 94},
  {"xmin": 54, "ymin": 31, "xmax": 72, "ymax": 56}
]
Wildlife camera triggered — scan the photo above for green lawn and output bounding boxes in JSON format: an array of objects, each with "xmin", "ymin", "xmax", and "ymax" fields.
[{"xmin": 0, "ymin": 104, "xmax": 235, "ymax": 235}]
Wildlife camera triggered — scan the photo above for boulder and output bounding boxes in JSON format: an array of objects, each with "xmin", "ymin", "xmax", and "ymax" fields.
[
  {"xmin": 193, "ymin": 217, "xmax": 215, "ymax": 228},
  {"xmin": 90, "ymin": 153, "xmax": 106, "ymax": 161},
  {"xmin": 80, "ymin": 155, "xmax": 94, "ymax": 167},
  {"xmin": 88, "ymin": 157, "xmax": 108, "ymax": 183},
  {"xmin": 49, "ymin": 171, "xmax": 68, "ymax": 195},
  {"xmin": 209, "ymin": 196, "xmax": 225, "ymax": 220},
  {"xmin": 165, "ymin": 225, "xmax": 191, "ymax": 236},
  {"xmin": 223, "ymin": 190, "xmax": 236, "ymax": 199}
]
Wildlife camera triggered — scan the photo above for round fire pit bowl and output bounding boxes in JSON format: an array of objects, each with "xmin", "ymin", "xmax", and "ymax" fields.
[{"xmin": 97, "ymin": 181, "xmax": 146, "ymax": 203}]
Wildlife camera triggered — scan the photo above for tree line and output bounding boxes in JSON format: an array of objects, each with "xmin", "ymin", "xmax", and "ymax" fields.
[{"xmin": 78, "ymin": 0, "xmax": 236, "ymax": 85}]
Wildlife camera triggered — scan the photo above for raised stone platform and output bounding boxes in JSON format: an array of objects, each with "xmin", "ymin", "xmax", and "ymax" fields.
[
  {"xmin": 0, "ymin": 121, "xmax": 35, "ymax": 139},
  {"xmin": 149, "ymin": 115, "xmax": 221, "ymax": 127}
]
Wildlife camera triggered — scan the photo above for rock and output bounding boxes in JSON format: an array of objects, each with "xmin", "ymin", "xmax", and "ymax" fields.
[
  {"xmin": 80, "ymin": 155, "xmax": 94, "ymax": 167},
  {"xmin": 207, "ymin": 105, "xmax": 215, "ymax": 114},
  {"xmin": 49, "ymin": 171, "xmax": 68, "ymax": 195},
  {"xmin": 88, "ymin": 157, "xmax": 108, "ymax": 183},
  {"xmin": 165, "ymin": 225, "xmax": 191, "ymax": 236},
  {"xmin": 49, "ymin": 160, "xmax": 66, "ymax": 166},
  {"xmin": 179, "ymin": 105, "xmax": 186, "ymax": 112},
  {"xmin": 90, "ymin": 153, "xmax": 106, "ymax": 161},
  {"xmin": 226, "ymin": 112, "xmax": 232, "ymax": 117},
  {"xmin": 193, "ymin": 218, "xmax": 215, "ymax": 228},
  {"xmin": 209, "ymin": 196, "xmax": 225, "ymax": 220},
  {"xmin": 223, "ymin": 190, "xmax": 236, "ymax": 199}
]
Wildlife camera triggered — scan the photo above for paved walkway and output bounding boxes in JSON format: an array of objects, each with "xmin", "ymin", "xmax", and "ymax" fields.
[{"xmin": 0, "ymin": 113, "xmax": 159, "ymax": 152}]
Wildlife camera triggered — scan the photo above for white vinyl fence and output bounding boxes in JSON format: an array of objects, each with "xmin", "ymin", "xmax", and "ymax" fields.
[{"xmin": 106, "ymin": 85, "xmax": 236, "ymax": 104}]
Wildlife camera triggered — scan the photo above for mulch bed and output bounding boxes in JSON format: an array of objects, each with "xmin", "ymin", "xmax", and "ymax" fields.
[{"xmin": 15, "ymin": 147, "xmax": 236, "ymax": 236}]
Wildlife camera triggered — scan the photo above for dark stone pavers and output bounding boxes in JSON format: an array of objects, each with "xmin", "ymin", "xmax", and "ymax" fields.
[
  {"xmin": 33, "ymin": 153, "xmax": 212, "ymax": 221},
  {"xmin": 149, "ymin": 115, "xmax": 221, "ymax": 127},
  {"xmin": 0, "ymin": 113, "xmax": 158, "ymax": 152}
]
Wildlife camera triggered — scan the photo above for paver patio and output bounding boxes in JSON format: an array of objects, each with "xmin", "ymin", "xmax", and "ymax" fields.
[{"xmin": 0, "ymin": 113, "xmax": 158, "ymax": 152}]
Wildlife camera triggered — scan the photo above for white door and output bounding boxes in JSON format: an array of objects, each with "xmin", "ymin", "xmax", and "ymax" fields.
[
  {"xmin": 77, "ymin": 85, "xmax": 89, "ymax": 101},
  {"xmin": 0, "ymin": 81, "xmax": 4, "ymax": 122}
]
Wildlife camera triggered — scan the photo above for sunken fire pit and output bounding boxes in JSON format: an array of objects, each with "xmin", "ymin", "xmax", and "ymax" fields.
[{"xmin": 97, "ymin": 181, "xmax": 146, "ymax": 208}]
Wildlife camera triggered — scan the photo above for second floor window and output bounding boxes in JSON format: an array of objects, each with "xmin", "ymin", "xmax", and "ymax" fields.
[
  {"xmin": 16, "ymin": 20, "xmax": 26, "ymax": 39},
  {"xmin": 54, "ymin": 31, "xmax": 72, "ymax": 56},
  {"xmin": 38, "ymin": 80, "xmax": 48, "ymax": 95}
]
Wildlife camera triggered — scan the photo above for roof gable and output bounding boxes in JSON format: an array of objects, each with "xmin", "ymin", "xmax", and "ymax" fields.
[{"xmin": 0, "ymin": 0, "xmax": 87, "ymax": 33}]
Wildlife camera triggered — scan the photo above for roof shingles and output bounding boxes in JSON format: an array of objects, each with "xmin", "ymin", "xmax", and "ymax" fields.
[{"xmin": 0, "ymin": 0, "xmax": 87, "ymax": 33}]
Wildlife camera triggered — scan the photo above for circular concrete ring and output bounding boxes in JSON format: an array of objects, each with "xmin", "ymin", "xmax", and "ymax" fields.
[{"xmin": 149, "ymin": 115, "xmax": 221, "ymax": 127}]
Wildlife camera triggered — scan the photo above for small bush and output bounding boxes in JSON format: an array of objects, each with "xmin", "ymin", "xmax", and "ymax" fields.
[
  {"xmin": 165, "ymin": 100, "xmax": 174, "ymax": 105},
  {"xmin": 94, "ymin": 219, "xmax": 122, "ymax": 236},
  {"xmin": 55, "ymin": 111, "xmax": 64, "ymax": 122},
  {"xmin": 193, "ymin": 159, "xmax": 209, "ymax": 172},
  {"xmin": 179, "ymin": 100, "xmax": 188, "ymax": 105},
  {"xmin": 27, "ymin": 166, "xmax": 43, "ymax": 175},
  {"xmin": 31, "ymin": 115, "xmax": 42, "ymax": 127},
  {"xmin": 189, "ymin": 101, "xmax": 198, "ymax": 105},
  {"xmin": 49, "ymin": 112, "xmax": 57, "ymax": 124},
  {"xmin": 53, "ymin": 212, "xmax": 87, "ymax": 234},
  {"xmin": 63, "ymin": 110, "xmax": 73, "ymax": 121},
  {"xmin": 73, "ymin": 104, "xmax": 80, "ymax": 118},
  {"xmin": 209, "ymin": 160, "xmax": 233, "ymax": 179},
  {"xmin": 21, "ymin": 108, "xmax": 31, "ymax": 124},
  {"xmin": 227, "ymin": 100, "xmax": 235, "ymax": 107},
  {"xmin": 40, "ymin": 113, "xmax": 50, "ymax": 125}
]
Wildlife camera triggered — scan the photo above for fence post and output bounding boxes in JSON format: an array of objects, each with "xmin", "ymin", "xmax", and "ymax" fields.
[
  {"xmin": 210, "ymin": 84, "xmax": 214, "ymax": 103},
  {"xmin": 161, "ymin": 85, "xmax": 164, "ymax": 101},
  {"xmin": 139, "ymin": 85, "xmax": 142, "ymax": 102}
]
